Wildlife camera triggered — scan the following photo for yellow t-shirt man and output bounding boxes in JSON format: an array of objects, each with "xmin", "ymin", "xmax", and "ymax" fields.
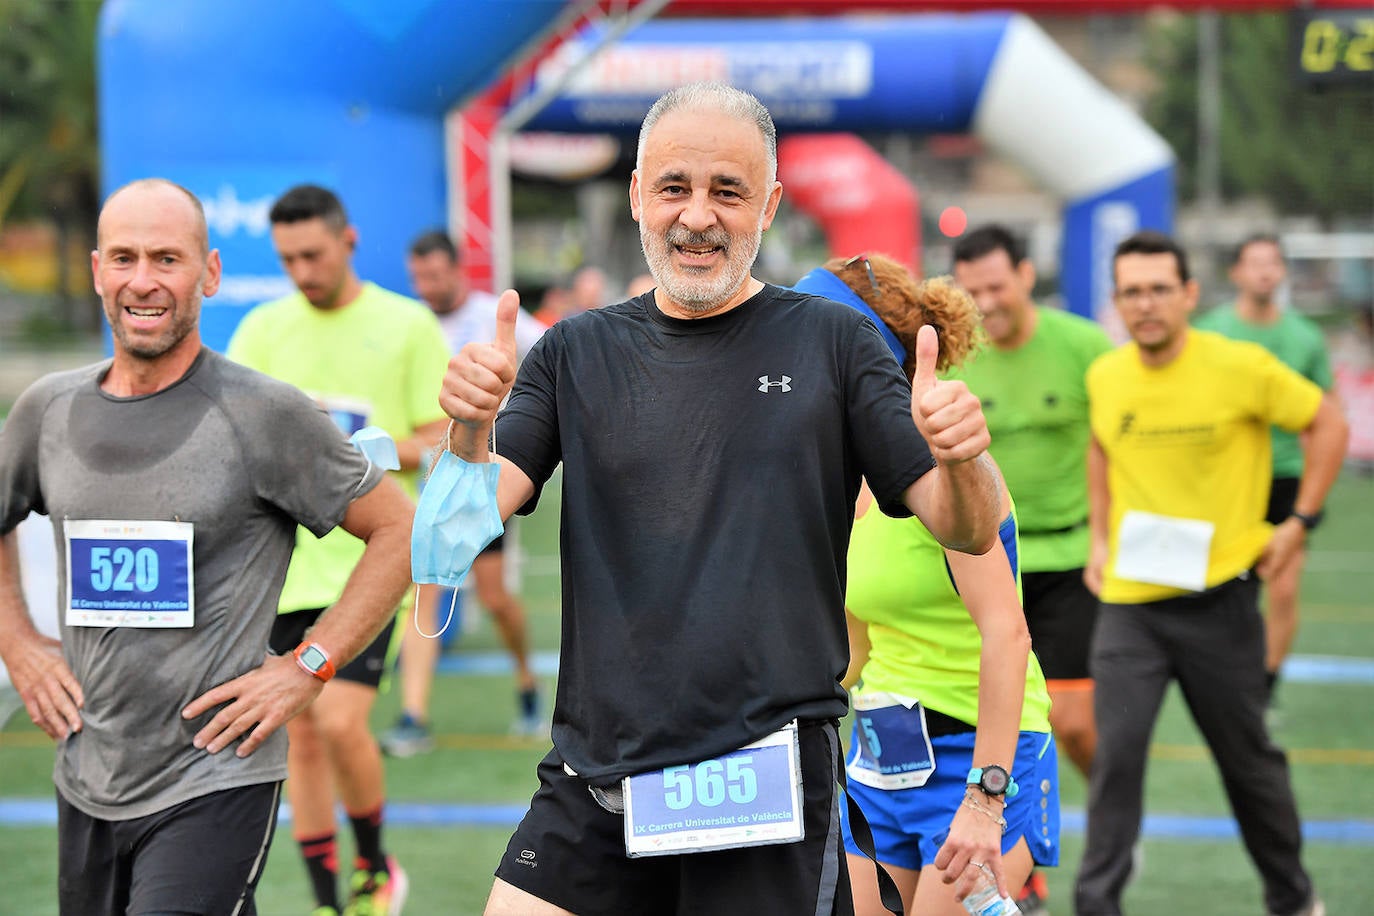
[
  {"xmin": 1087, "ymin": 329, "xmax": 1322, "ymax": 605},
  {"xmin": 228, "ymin": 282, "xmax": 450, "ymax": 613}
]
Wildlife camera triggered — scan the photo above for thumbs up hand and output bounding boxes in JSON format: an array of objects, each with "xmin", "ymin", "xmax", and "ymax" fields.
[
  {"xmin": 439, "ymin": 289, "xmax": 521, "ymax": 461},
  {"xmin": 910, "ymin": 324, "xmax": 990, "ymax": 465}
]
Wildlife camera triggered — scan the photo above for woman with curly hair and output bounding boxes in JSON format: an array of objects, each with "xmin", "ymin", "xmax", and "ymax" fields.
[{"xmin": 792, "ymin": 254, "xmax": 1061, "ymax": 916}]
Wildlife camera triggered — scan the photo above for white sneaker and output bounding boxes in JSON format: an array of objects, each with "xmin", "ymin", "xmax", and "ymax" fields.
[
  {"xmin": 1271, "ymin": 893, "xmax": 1324, "ymax": 916},
  {"xmin": 1122, "ymin": 838, "xmax": 1145, "ymax": 890},
  {"xmin": 510, "ymin": 714, "xmax": 550, "ymax": 740}
]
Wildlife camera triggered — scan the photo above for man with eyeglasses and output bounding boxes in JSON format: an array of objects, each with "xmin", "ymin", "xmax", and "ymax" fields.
[{"xmin": 1075, "ymin": 230, "xmax": 1346, "ymax": 916}]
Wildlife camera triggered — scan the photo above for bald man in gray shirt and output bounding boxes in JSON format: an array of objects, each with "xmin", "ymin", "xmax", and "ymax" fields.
[{"xmin": 0, "ymin": 178, "xmax": 414, "ymax": 915}]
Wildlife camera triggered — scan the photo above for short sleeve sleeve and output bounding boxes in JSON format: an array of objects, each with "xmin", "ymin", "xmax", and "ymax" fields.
[
  {"xmin": 843, "ymin": 319, "xmax": 935, "ymax": 517},
  {"xmin": 238, "ymin": 381, "xmax": 384, "ymax": 537},
  {"xmin": 0, "ymin": 379, "xmax": 56, "ymax": 533},
  {"xmin": 1254, "ymin": 347, "xmax": 1324, "ymax": 434},
  {"xmin": 491, "ymin": 328, "xmax": 562, "ymax": 516}
]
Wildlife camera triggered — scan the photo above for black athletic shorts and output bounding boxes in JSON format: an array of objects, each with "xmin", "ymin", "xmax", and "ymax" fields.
[
  {"xmin": 269, "ymin": 606, "xmax": 396, "ymax": 689},
  {"xmin": 1266, "ymin": 476, "xmax": 1300, "ymax": 527},
  {"xmin": 1022, "ymin": 569, "xmax": 1099, "ymax": 681},
  {"xmin": 480, "ymin": 533, "xmax": 506, "ymax": 556},
  {"xmin": 58, "ymin": 782, "xmax": 280, "ymax": 916},
  {"xmin": 494, "ymin": 719, "xmax": 854, "ymax": 916}
]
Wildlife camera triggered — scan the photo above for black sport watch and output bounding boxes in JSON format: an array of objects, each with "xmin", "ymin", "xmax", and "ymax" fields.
[
  {"xmin": 1290, "ymin": 509, "xmax": 1324, "ymax": 532},
  {"xmin": 966, "ymin": 765, "xmax": 1019, "ymax": 798}
]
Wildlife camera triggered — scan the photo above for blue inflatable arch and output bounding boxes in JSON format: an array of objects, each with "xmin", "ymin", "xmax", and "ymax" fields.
[
  {"xmin": 97, "ymin": 0, "xmax": 566, "ymax": 351},
  {"xmin": 522, "ymin": 12, "xmax": 1174, "ymax": 317},
  {"xmin": 99, "ymin": 4, "xmax": 1171, "ymax": 347}
]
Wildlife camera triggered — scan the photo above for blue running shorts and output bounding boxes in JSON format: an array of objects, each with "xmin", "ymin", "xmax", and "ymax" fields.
[{"xmin": 840, "ymin": 725, "xmax": 1060, "ymax": 871}]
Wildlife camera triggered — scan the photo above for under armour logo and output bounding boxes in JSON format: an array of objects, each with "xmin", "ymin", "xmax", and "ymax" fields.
[{"xmin": 758, "ymin": 375, "xmax": 792, "ymax": 392}]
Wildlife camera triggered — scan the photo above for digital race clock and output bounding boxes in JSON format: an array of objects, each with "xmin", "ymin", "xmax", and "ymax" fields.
[{"xmin": 1292, "ymin": 8, "xmax": 1374, "ymax": 88}]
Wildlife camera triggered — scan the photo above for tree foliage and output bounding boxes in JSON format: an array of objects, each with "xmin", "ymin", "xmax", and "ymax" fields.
[
  {"xmin": 1146, "ymin": 12, "xmax": 1374, "ymax": 222},
  {"xmin": 0, "ymin": 0, "xmax": 102, "ymax": 323},
  {"xmin": 0, "ymin": 0, "xmax": 101, "ymax": 225}
]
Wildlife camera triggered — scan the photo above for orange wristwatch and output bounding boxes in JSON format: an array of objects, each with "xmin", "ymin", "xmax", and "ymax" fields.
[{"xmin": 293, "ymin": 641, "xmax": 336, "ymax": 682}]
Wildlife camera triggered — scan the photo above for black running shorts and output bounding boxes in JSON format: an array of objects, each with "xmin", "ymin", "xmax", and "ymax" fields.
[
  {"xmin": 57, "ymin": 782, "xmax": 280, "ymax": 916},
  {"xmin": 1022, "ymin": 568, "xmax": 1100, "ymax": 681},
  {"xmin": 269, "ymin": 606, "xmax": 396, "ymax": 689},
  {"xmin": 1265, "ymin": 476, "xmax": 1300, "ymax": 527},
  {"xmin": 494, "ymin": 719, "xmax": 854, "ymax": 916}
]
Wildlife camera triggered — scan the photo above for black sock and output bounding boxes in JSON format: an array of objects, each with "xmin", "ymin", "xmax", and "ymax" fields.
[
  {"xmin": 519, "ymin": 686, "xmax": 539, "ymax": 719},
  {"xmin": 298, "ymin": 832, "xmax": 339, "ymax": 910},
  {"xmin": 348, "ymin": 805, "xmax": 387, "ymax": 874}
]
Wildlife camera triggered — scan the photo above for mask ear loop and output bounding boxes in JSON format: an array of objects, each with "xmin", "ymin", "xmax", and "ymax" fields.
[
  {"xmin": 439, "ymin": 411, "xmax": 499, "ymax": 463},
  {"xmin": 412, "ymin": 584, "xmax": 460, "ymax": 640}
]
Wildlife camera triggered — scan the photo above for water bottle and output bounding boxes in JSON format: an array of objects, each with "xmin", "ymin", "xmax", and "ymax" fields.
[{"xmin": 961, "ymin": 865, "xmax": 1019, "ymax": 915}]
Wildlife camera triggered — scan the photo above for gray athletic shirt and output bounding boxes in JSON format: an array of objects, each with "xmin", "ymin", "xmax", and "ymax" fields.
[{"xmin": 0, "ymin": 348, "xmax": 381, "ymax": 820}]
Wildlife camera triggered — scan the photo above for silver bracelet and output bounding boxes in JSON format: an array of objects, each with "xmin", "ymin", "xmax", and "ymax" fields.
[{"xmin": 961, "ymin": 796, "xmax": 1008, "ymax": 833}]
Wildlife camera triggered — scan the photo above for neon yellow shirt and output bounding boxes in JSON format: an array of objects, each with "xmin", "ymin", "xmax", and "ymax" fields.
[
  {"xmin": 846, "ymin": 502, "xmax": 1051, "ymax": 733},
  {"xmin": 1087, "ymin": 330, "xmax": 1323, "ymax": 605},
  {"xmin": 228, "ymin": 282, "xmax": 450, "ymax": 612}
]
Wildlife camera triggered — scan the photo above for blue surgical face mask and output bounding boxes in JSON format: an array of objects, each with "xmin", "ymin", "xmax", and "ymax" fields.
[
  {"xmin": 410, "ymin": 451, "xmax": 504, "ymax": 637},
  {"xmin": 349, "ymin": 426, "xmax": 400, "ymax": 470}
]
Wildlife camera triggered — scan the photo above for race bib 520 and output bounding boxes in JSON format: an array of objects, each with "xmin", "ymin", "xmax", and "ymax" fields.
[{"xmin": 64, "ymin": 519, "xmax": 194, "ymax": 628}]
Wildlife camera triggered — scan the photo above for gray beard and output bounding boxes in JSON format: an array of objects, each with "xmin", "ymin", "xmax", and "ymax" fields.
[{"xmin": 640, "ymin": 219, "xmax": 764, "ymax": 314}]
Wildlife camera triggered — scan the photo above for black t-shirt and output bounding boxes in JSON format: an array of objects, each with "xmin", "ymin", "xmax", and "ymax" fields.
[{"xmin": 496, "ymin": 285, "xmax": 935, "ymax": 783}]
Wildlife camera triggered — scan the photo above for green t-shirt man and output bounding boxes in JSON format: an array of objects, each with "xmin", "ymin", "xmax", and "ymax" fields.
[
  {"xmin": 229, "ymin": 282, "xmax": 450, "ymax": 613},
  {"xmin": 1194, "ymin": 305, "xmax": 1333, "ymax": 478},
  {"xmin": 945, "ymin": 306, "xmax": 1112, "ymax": 573}
]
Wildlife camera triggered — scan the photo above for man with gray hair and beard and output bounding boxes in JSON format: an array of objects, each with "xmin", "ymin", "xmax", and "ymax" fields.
[{"xmin": 432, "ymin": 82, "xmax": 1006, "ymax": 915}]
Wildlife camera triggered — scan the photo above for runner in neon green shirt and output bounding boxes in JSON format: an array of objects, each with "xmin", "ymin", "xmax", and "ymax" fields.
[
  {"xmin": 228, "ymin": 185, "xmax": 449, "ymax": 916},
  {"xmin": 231, "ymin": 280, "xmax": 449, "ymax": 612}
]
